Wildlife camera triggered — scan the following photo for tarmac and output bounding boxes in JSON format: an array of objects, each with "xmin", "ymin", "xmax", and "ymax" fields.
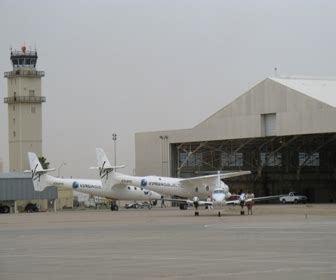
[{"xmin": 1, "ymin": 204, "xmax": 336, "ymax": 280}]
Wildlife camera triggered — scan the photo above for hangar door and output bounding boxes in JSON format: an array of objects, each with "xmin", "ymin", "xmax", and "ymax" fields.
[{"xmin": 262, "ymin": 113, "xmax": 276, "ymax": 136}]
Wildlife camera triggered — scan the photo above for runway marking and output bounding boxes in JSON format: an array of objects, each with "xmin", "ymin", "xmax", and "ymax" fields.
[
  {"xmin": 1, "ymin": 254, "xmax": 336, "ymax": 266},
  {"xmin": 168, "ymin": 266, "xmax": 336, "ymax": 279}
]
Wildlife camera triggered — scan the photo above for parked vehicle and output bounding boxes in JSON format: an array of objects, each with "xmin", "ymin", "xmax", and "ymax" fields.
[
  {"xmin": 280, "ymin": 192, "xmax": 307, "ymax": 204},
  {"xmin": 125, "ymin": 202, "xmax": 152, "ymax": 209},
  {"xmin": 24, "ymin": 203, "xmax": 39, "ymax": 213},
  {"xmin": 84, "ymin": 198, "xmax": 96, "ymax": 208},
  {"xmin": 0, "ymin": 204, "xmax": 10, "ymax": 214}
]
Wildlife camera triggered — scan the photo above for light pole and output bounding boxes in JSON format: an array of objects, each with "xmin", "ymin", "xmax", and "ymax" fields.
[
  {"xmin": 163, "ymin": 135, "xmax": 169, "ymax": 176},
  {"xmin": 57, "ymin": 162, "xmax": 67, "ymax": 178},
  {"xmin": 159, "ymin": 135, "xmax": 169, "ymax": 176},
  {"xmin": 159, "ymin": 136, "xmax": 164, "ymax": 176},
  {"xmin": 112, "ymin": 133, "xmax": 117, "ymax": 167}
]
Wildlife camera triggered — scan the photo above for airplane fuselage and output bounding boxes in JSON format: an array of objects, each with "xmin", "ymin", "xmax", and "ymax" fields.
[
  {"xmin": 109, "ymin": 172, "xmax": 224, "ymax": 200},
  {"xmin": 44, "ymin": 175, "xmax": 161, "ymax": 201}
]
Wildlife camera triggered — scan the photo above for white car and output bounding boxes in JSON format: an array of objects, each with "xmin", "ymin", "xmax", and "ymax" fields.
[{"xmin": 280, "ymin": 192, "xmax": 307, "ymax": 204}]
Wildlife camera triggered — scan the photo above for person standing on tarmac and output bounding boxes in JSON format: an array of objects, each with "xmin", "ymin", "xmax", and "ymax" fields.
[
  {"xmin": 160, "ymin": 195, "xmax": 166, "ymax": 208},
  {"xmin": 245, "ymin": 191, "xmax": 255, "ymax": 215}
]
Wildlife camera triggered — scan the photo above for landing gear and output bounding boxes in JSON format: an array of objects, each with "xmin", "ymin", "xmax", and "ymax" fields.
[
  {"xmin": 240, "ymin": 210, "xmax": 245, "ymax": 215},
  {"xmin": 218, "ymin": 211, "xmax": 221, "ymax": 217},
  {"xmin": 194, "ymin": 211, "xmax": 199, "ymax": 216},
  {"xmin": 179, "ymin": 203, "xmax": 188, "ymax": 210},
  {"xmin": 110, "ymin": 203, "xmax": 119, "ymax": 211}
]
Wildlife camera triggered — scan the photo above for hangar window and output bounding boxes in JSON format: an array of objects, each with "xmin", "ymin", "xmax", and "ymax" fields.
[
  {"xmin": 179, "ymin": 152, "xmax": 202, "ymax": 167},
  {"xmin": 260, "ymin": 152, "xmax": 282, "ymax": 166},
  {"xmin": 299, "ymin": 152, "xmax": 319, "ymax": 166},
  {"xmin": 221, "ymin": 152, "xmax": 243, "ymax": 167}
]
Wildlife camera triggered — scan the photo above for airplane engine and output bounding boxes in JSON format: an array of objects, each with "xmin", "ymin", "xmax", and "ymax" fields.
[{"xmin": 225, "ymin": 192, "xmax": 232, "ymax": 200}]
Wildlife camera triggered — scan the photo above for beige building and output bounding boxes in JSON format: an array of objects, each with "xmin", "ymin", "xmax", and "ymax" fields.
[
  {"xmin": 135, "ymin": 77, "xmax": 336, "ymax": 202},
  {"xmin": 56, "ymin": 188, "xmax": 74, "ymax": 210},
  {"xmin": 4, "ymin": 46, "xmax": 45, "ymax": 171}
]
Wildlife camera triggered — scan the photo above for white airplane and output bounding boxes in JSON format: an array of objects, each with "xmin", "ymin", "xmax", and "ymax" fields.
[
  {"xmin": 26, "ymin": 152, "xmax": 162, "ymax": 211},
  {"xmin": 96, "ymin": 148, "xmax": 279, "ymax": 216}
]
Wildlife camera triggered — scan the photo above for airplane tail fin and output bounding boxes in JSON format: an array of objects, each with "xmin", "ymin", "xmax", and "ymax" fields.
[
  {"xmin": 96, "ymin": 148, "xmax": 113, "ymax": 172},
  {"xmin": 95, "ymin": 148, "xmax": 125, "ymax": 179},
  {"xmin": 28, "ymin": 152, "xmax": 44, "ymax": 173},
  {"xmin": 217, "ymin": 171, "xmax": 221, "ymax": 188},
  {"xmin": 26, "ymin": 152, "xmax": 55, "ymax": 192}
]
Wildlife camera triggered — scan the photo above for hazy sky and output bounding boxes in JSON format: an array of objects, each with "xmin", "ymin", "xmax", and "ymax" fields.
[{"xmin": 0, "ymin": 0, "xmax": 335, "ymax": 178}]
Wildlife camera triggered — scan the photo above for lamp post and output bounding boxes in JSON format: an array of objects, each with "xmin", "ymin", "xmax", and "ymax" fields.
[
  {"xmin": 159, "ymin": 136, "xmax": 164, "ymax": 176},
  {"xmin": 112, "ymin": 133, "xmax": 117, "ymax": 167},
  {"xmin": 57, "ymin": 162, "xmax": 67, "ymax": 178},
  {"xmin": 159, "ymin": 135, "xmax": 169, "ymax": 176}
]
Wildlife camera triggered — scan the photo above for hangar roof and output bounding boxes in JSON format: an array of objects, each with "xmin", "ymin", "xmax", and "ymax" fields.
[
  {"xmin": 0, "ymin": 172, "xmax": 31, "ymax": 179},
  {"xmin": 270, "ymin": 77, "xmax": 336, "ymax": 108}
]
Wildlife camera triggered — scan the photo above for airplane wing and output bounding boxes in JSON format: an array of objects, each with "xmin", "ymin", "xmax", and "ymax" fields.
[
  {"xmin": 165, "ymin": 194, "xmax": 281, "ymax": 208},
  {"xmin": 160, "ymin": 197, "xmax": 213, "ymax": 207},
  {"xmin": 225, "ymin": 195, "xmax": 281, "ymax": 205},
  {"xmin": 179, "ymin": 171, "xmax": 251, "ymax": 188}
]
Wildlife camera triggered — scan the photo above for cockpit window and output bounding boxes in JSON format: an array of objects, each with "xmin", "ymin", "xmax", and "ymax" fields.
[{"xmin": 214, "ymin": 189, "xmax": 224, "ymax": 194}]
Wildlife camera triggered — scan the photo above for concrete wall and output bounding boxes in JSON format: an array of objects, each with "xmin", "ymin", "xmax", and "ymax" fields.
[{"xmin": 7, "ymin": 74, "xmax": 44, "ymax": 171}]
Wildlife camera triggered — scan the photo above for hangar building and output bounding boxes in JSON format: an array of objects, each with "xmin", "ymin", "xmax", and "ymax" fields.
[
  {"xmin": 0, "ymin": 173, "xmax": 57, "ymax": 213},
  {"xmin": 135, "ymin": 77, "xmax": 336, "ymax": 203}
]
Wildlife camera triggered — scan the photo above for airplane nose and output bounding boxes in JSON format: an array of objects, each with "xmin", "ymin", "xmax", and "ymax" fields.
[{"xmin": 213, "ymin": 193, "xmax": 225, "ymax": 202}]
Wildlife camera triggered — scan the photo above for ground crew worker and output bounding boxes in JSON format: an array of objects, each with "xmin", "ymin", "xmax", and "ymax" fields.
[
  {"xmin": 245, "ymin": 191, "xmax": 255, "ymax": 215},
  {"xmin": 161, "ymin": 195, "xmax": 166, "ymax": 208},
  {"xmin": 207, "ymin": 196, "xmax": 213, "ymax": 210}
]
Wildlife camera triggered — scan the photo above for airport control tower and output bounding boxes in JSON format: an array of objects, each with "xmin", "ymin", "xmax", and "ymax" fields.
[{"xmin": 4, "ymin": 46, "xmax": 46, "ymax": 171}]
